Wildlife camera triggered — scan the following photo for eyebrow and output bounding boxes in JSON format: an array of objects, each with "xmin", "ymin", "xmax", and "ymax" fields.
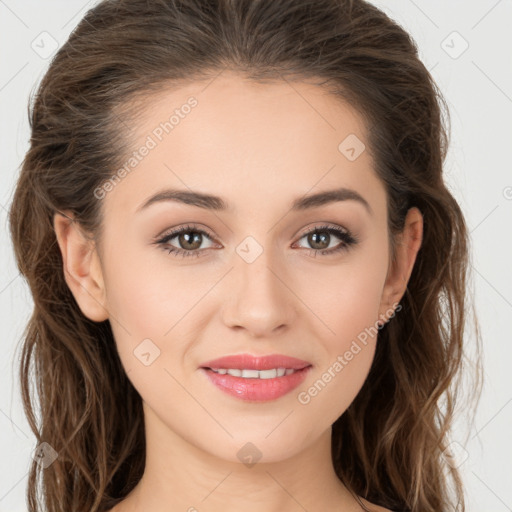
[{"xmin": 136, "ymin": 187, "xmax": 373, "ymax": 216}]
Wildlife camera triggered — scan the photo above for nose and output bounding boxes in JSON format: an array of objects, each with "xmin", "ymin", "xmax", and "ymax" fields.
[{"xmin": 220, "ymin": 245, "xmax": 296, "ymax": 339}]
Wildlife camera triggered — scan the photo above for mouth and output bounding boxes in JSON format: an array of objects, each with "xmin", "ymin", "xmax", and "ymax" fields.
[{"xmin": 199, "ymin": 353, "xmax": 312, "ymax": 402}]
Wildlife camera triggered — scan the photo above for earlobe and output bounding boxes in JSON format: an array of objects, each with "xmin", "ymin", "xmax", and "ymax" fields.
[
  {"xmin": 53, "ymin": 210, "xmax": 109, "ymax": 322},
  {"xmin": 378, "ymin": 207, "xmax": 423, "ymax": 324}
]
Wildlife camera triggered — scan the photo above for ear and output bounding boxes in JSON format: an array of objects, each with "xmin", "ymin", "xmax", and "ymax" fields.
[
  {"xmin": 53, "ymin": 210, "xmax": 109, "ymax": 322},
  {"xmin": 378, "ymin": 207, "xmax": 423, "ymax": 325}
]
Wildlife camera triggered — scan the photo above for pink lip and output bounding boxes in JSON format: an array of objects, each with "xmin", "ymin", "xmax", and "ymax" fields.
[{"xmin": 199, "ymin": 353, "xmax": 312, "ymax": 402}]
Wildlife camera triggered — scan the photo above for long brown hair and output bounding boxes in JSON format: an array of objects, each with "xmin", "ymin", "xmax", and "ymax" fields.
[{"xmin": 8, "ymin": 0, "xmax": 482, "ymax": 510}]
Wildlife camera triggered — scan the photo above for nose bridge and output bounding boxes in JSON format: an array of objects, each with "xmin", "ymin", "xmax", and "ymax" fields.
[{"xmin": 222, "ymin": 233, "xmax": 295, "ymax": 336}]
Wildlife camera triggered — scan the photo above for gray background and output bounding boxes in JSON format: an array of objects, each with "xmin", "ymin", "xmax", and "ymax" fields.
[{"xmin": 1, "ymin": 1, "xmax": 511, "ymax": 510}]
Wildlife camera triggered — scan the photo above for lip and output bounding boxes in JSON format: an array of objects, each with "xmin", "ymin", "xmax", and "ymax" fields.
[
  {"xmin": 200, "ymin": 353, "xmax": 312, "ymax": 371},
  {"xmin": 199, "ymin": 353, "xmax": 312, "ymax": 402}
]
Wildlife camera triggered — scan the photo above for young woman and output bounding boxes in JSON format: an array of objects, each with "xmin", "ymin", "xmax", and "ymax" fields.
[{"xmin": 9, "ymin": 0, "xmax": 481, "ymax": 511}]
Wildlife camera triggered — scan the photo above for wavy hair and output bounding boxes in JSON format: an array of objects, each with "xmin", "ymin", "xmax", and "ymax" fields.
[{"xmin": 8, "ymin": 0, "xmax": 482, "ymax": 510}]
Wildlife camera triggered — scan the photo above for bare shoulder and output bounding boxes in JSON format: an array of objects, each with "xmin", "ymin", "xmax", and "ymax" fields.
[{"xmin": 359, "ymin": 497, "xmax": 395, "ymax": 512}]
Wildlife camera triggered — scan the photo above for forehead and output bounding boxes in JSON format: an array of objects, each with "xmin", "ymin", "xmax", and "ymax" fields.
[
  {"xmin": 104, "ymin": 71, "xmax": 384, "ymax": 218},
  {"xmin": 131, "ymin": 71, "xmax": 370, "ymax": 153}
]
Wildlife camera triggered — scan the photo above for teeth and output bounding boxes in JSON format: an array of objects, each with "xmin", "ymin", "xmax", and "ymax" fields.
[
  {"xmin": 239, "ymin": 369, "xmax": 259, "ymax": 378},
  {"xmin": 259, "ymin": 369, "xmax": 277, "ymax": 379},
  {"xmin": 210, "ymin": 367, "xmax": 297, "ymax": 379}
]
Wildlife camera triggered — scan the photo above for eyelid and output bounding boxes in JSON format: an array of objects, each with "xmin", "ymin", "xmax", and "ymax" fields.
[
  {"xmin": 153, "ymin": 222, "xmax": 215, "ymax": 241},
  {"xmin": 299, "ymin": 222, "xmax": 349, "ymax": 237},
  {"xmin": 154, "ymin": 222, "xmax": 347, "ymax": 244},
  {"xmin": 154, "ymin": 221, "xmax": 358, "ymax": 258}
]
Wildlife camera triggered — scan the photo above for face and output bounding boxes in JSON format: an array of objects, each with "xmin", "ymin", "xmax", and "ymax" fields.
[{"xmin": 75, "ymin": 72, "xmax": 400, "ymax": 462}]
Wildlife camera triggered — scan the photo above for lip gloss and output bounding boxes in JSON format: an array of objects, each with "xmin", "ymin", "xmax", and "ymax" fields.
[{"xmin": 200, "ymin": 366, "xmax": 311, "ymax": 401}]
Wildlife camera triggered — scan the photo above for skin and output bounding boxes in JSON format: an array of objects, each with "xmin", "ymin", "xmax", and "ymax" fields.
[{"xmin": 53, "ymin": 71, "xmax": 422, "ymax": 512}]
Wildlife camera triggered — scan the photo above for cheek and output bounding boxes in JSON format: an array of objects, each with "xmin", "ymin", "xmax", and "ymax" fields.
[
  {"xmin": 100, "ymin": 247, "xmax": 175, "ymax": 379},
  {"xmin": 103, "ymin": 254, "xmax": 196, "ymax": 421},
  {"xmin": 304, "ymin": 249, "xmax": 388, "ymax": 345},
  {"xmin": 102, "ymin": 244, "xmax": 188, "ymax": 337},
  {"xmin": 102, "ymin": 246, "xmax": 215, "ymax": 383},
  {"xmin": 295, "ymin": 251, "xmax": 388, "ymax": 419},
  {"xmin": 297, "ymin": 291, "xmax": 381, "ymax": 430}
]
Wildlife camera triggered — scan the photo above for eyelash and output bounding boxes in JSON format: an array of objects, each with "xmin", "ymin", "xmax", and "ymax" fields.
[{"xmin": 154, "ymin": 223, "xmax": 359, "ymax": 259}]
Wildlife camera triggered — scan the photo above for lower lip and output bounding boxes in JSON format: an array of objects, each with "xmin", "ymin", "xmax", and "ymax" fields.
[{"xmin": 201, "ymin": 367, "xmax": 311, "ymax": 402}]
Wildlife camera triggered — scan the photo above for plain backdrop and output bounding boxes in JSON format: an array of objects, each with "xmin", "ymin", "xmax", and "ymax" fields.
[{"xmin": 1, "ymin": 1, "xmax": 511, "ymax": 511}]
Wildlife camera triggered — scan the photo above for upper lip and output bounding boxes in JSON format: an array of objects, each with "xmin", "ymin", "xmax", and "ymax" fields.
[{"xmin": 200, "ymin": 353, "xmax": 312, "ymax": 371}]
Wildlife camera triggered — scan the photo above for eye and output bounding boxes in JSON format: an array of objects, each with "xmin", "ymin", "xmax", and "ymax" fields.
[
  {"xmin": 154, "ymin": 223, "xmax": 359, "ymax": 259},
  {"xmin": 154, "ymin": 224, "xmax": 217, "ymax": 259},
  {"xmin": 293, "ymin": 224, "xmax": 358, "ymax": 257}
]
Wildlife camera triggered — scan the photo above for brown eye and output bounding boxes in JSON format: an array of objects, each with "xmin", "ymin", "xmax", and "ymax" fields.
[
  {"xmin": 176, "ymin": 231, "xmax": 203, "ymax": 250},
  {"xmin": 295, "ymin": 225, "xmax": 358, "ymax": 256},
  {"xmin": 155, "ymin": 224, "xmax": 216, "ymax": 258}
]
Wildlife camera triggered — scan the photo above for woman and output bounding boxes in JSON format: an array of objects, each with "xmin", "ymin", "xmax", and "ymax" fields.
[{"xmin": 8, "ymin": 0, "xmax": 481, "ymax": 511}]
